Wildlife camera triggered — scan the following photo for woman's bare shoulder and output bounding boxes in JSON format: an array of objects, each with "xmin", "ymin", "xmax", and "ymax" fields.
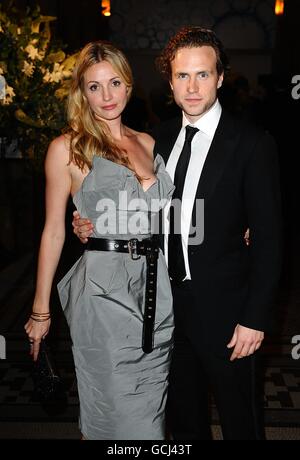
[
  {"xmin": 126, "ymin": 127, "xmax": 153, "ymax": 143},
  {"xmin": 137, "ymin": 131, "xmax": 155, "ymax": 145},
  {"xmin": 128, "ymin": 128, "xmax": 154, "ymax": 156},
  {"xmin": 46, "ymin": 134, "xmax": 70, "ymax": 162},
  {"xmin": 49, "ymin": 133, "xmax": 70, "ymax": 151},
  {"xmin": 44, "ymin": 134, "xmax": 72, "ymax": 176}
]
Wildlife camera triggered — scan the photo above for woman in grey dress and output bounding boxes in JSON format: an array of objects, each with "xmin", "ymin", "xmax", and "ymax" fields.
[{"xmin": 25, "ymin": 41, "xmax": 174, "ymax": 440}]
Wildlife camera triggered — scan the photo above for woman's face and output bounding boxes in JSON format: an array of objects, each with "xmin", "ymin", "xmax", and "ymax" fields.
[{"xmin": 83, "ymin": 60, "xmax": 128, "ymax": 122}]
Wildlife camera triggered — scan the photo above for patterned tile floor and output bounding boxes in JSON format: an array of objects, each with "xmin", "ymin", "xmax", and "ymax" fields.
[{"xmin": 0, "ymin": 335, "xmax": 299, "ymax": 428}]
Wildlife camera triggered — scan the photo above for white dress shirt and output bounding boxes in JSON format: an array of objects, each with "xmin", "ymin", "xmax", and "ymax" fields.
[{"xmin": 164, "ymin": 99, "xmax": 222, "ymax": 280}]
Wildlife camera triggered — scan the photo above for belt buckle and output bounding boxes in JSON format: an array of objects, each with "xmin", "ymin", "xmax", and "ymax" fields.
[{"xmin": 128, "ymin": 238, "xmax": 141, "ymax": 260}]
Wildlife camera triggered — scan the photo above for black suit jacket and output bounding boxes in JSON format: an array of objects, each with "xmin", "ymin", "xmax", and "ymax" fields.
[{"xmin": 153, "ymin": 110, "xmax": 282, "ymax": 347}]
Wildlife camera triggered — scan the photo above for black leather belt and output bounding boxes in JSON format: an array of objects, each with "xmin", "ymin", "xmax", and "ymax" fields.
[{"xmin": 86, "ymin": 237, "xmax": 159, "ymax": 354}]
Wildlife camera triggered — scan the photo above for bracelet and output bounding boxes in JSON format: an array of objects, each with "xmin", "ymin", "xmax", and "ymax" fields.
[
  {"xmin": 31, "ymin": 311, "xmax": 50, "ymax": 316},
  {"xmin": 30, "ymin": 311, "xmax": 51, "ymax": 322},
  {"xmin": 30, "ymin": 315, "xmax": 51, "ymax": 322}
]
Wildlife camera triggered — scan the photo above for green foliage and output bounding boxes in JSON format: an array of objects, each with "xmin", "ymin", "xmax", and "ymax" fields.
[{"xmin": 0, "ymin": 3, "xmax": 77, "ymax": 169}]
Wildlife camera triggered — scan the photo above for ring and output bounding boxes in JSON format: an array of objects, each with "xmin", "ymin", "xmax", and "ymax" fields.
[{"xmin": 29, "ymin": 340, "xmax": 34, "ymax": 344}]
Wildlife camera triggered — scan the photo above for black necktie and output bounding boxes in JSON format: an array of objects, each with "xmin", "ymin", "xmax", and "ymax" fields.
[{"xmin": 168, "ymin": 125, "xmax": 199, "ymax": 282}]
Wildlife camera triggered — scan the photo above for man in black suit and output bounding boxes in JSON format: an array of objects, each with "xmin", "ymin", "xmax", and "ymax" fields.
[
  {"xmin": 152, "ymin": 26, "xmax": 282, "ymax": 440},
  {"xmin": 72, "ymin": 27, "xmax": 282, "ymax": 440}
]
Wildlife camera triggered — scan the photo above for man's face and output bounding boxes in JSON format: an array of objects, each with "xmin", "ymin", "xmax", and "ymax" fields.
[{"xmin": 170, "ymin": 46, "xmax": 223, "ymax": 123}]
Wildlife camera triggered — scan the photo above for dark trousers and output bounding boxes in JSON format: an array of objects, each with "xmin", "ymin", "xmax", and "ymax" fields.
[{"xmin": 166, "ymin": 281, "xmax": 265, "ymax": 440}]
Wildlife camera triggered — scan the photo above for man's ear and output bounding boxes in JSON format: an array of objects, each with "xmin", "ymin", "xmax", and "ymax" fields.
[{"xmin": 217, "ymin": 73, "xmax": 224, "ymax": 89}]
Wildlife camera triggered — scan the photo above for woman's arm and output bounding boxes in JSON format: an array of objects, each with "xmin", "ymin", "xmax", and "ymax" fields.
[{"xmin": 25, "ymin": 135, "xmax": 72, "ymax": 360}]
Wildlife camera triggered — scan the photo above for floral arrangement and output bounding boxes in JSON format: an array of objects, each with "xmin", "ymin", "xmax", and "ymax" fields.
[{"xmin": 0, "ymin": 3, "xmax": 77, "ymax": 168}]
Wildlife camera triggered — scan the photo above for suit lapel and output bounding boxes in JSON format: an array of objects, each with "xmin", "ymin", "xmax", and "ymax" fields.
[
  {"xmin": 196, "ymin": 111, "xmax": 239, "ymax": 201},
  {"xmin": 189, "ymin": 112, "xmax": 240, "ymax": 239},
  {"xmin": 156, "ymin": 112, "xmax": 239, "ymax": 202},
  {"xmin": 154, "ymin": 118, "xmax": 182, "ymax": 163}
]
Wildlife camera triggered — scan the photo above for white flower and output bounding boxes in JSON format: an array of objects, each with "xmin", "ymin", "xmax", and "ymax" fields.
[
  {"xmin": 42, "ymin": 70, "xmax": 52, "ymax": 83},
  {"xmin": 42, "ymin": 63, "xmax": 72, "ymax": 84},
  {"xmin": 5, "ymin": 85, "xmax": 15, "ymax": 98},
  {"xmin": 25, "ymin": 41, "xmax": 45, "ymax": 61},
  {"xmin": 21, "ymin": 61, "xmax": 35, "ymax": 77},
  {"xmin": 25, "ymin": 44, "xmax": 39, "ymax": 60},
  {"xmin": 2, "ymin": 84, "xmax": 15, "ymax": 105}
]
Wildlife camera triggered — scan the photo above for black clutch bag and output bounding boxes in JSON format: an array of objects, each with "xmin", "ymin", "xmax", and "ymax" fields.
[{"xmin": 32, "ymin": 339, "xmax": 66, "ymax": 409}]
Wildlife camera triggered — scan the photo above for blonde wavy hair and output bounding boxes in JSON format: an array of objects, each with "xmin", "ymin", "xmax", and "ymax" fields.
[{"xmin": 66, "ymin": 41, "xmax": 133, "ymax": 171}]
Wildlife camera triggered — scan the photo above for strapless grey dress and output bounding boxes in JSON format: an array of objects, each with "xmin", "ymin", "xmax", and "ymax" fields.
[{"xmin": 57, "ymin": 154, "xmax": 174, "ymax": 440}]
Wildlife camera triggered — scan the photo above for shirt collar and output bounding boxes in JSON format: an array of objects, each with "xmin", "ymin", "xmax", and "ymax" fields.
[{"xmin": 182, "ymin": 99, "xmax": 222, "ymax": 139}]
